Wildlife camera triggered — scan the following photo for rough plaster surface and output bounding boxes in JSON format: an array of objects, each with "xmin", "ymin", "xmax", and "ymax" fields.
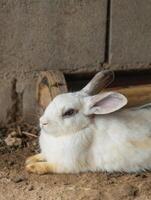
[
  {"xmin": 0, "ymin": 79, "xmax": 15, "ymax": 125},
  {"xmin": 0, "ymin": 0, "xmax": 107, "ymax": 72},
  {"xmin": 0, "ymin": 0, "xmax": 107, "ymax": 124},
  {"xmin": 110, "ymin": 0, "xmax": 151, "ymax": 64},
  {"xmin": 0, "ymin": 0, "xmax": 151, "ymax": 124},
  {"xmin": 16, "ymin": 73, "xmax": 40, "ymax": 124}
]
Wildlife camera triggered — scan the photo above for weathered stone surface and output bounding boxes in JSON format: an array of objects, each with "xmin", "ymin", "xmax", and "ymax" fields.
[
  {"xmin": 0, "ymin": 79, "xmax": 15, "ymax": 125},
  {"xmin": 109, "ymin": 0, "xmax": 151, "ymax": 64},
  {"xmin": 16, "ymin": 73, "xmax": 40, "ymax": 124},
  {"xmin": 0, "ymin": 0, "xmax": 107, "ymax": 72},
  {"xmin": 16, "ymin": 70, "xmax": 68, "ymax": 124},
  {"xmin": 0, "ymin": 0, "xmax": 107, "ymax": 124},
  {"xmin": 1, "ymin": 0, "xmax": 151, "ymax": 126}
]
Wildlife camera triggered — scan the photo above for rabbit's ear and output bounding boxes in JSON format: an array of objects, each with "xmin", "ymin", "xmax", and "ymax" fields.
[
  {"xmin": 84, "ymin": 92, "xmax": 128, "ymax": 115},
  {"xmin": 80, "ymin": 70, "xmax": 114, "ymax": 96}
]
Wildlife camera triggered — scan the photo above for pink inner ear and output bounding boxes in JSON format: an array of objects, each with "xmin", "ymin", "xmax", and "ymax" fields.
[
  {"xmin": 94, "ymin": 96, "xmax": 121, "ymax": 109},
  {"xmin": 89, "ymin": 93, "xmax": 127, "ymax": 115}
]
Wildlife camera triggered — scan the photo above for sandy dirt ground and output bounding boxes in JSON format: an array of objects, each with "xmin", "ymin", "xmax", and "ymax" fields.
[{"xmin": 1, "ymin": 126, "xmax": 151, "ymax": 200}]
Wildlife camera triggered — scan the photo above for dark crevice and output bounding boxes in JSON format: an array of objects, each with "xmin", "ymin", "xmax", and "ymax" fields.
[
  {"xmin": 10, "ymin": 78, "xmax": 18, "ymax": 123},
  {"xmin": 16, "ymin": 92, "xmax": 23, "ymax": 121},
  {"xmin": 10, "ymin": 79, "xmax": 23, "ymax": 123},
  {"xmin": 65, "ymin": 69, "xmax": 151, "ymax": 91},
  {"xmin": 41, "ymin": 76, "xmax": 65, "ymax": 88},
  {"xmin": 41, "ymin": 77, "xmax": 49, "ymax": 88},
  {"xmin": 52, "ymin": 82, "xmax": 65, "ymax": 87},
  {"xmin": 104, "ymin": 0, "xmax": 111, "ymax": 63}
]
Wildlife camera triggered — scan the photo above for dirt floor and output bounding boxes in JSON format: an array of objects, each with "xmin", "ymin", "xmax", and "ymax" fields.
[{"xmin": 1, "ymin": 124, "xmax": 151, "ymax": 200}]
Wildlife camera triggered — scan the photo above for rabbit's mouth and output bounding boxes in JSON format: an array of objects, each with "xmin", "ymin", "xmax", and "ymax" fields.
[
  {"xmin": 80, "ymin": 124, "xmax": 89, "ymax": 131},
  {"xmin": 40, "ymin": 126, "xmax": 47, "ymax": 133}
]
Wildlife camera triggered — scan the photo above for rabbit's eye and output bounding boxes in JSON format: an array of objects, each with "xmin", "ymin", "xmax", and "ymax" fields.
[{"xmin": 62, "ymin": 109, "xmax": 78, "ymax": 118}]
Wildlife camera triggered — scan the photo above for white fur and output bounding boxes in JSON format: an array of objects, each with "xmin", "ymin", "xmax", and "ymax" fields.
[{"xmin": 39, "ymin": 91, "xmax": 151, "ymax": 173}]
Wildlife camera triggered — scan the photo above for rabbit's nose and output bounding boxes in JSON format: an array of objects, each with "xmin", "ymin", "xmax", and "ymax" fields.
[{"xmin": 40, "ymin": 117, "xmax": 48, "ymax": 126}]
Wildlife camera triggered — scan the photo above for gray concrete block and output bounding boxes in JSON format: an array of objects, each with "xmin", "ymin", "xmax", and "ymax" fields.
[
  {"xmin": 0, "ymin": 79, "xmax": 15, "ymax": 125},
  {"xmin": 16, "ymin": 73, "xmax": 40, "ymax": 124},
  {"xmin": 0, "ymin": 0, "xmax": 107, "ymax": 72},
  {"xmin": 110, "ymin": 0, "xmax": 151, "ymax": 64}
]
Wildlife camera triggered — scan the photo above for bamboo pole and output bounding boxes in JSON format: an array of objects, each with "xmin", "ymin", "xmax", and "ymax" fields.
[
  {"xmin": 37, "ymin": 70, "xmax": 151, "ymax": 109},
  {"xmin": 104, "ymin": 84, "xmax": 151, "ymax": 108}
]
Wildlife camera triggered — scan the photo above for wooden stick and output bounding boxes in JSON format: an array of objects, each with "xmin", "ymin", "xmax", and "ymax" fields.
[
  {"xmin": 22, "ymin": 131, "xmax": 38, "ymax": 138},
  {"xmin": 17, "ymin": 126, "xmax": 22, "ymax": 136},
  {"xmin": 104, "ymin": 84, "xmax": 151, "ymax": 107}
]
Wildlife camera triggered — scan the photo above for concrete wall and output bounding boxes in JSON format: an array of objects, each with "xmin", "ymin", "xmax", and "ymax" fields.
[
  {"xmin": 110, "ymin": 0, "xmax": 151, "ymax": 64},
  {"xmin": 0, "ymin": 0, "xmax": 107, "ymax": 73},
  {"xmin": 0, "ymin": 0, "xmax": 151, "ymax": 124}
]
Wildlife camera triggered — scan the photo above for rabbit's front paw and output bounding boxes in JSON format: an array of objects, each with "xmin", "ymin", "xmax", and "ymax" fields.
[
  {"xmin": 26, "ymin": 162, "xmax": 56, "ymax": 174},
  {"xmin": 26, "ymin": 163, "xmax": 43, "ymax": 174},
  {"xmin": 25, "ymin": 153, "xmax": 45, "ymax": 165}
]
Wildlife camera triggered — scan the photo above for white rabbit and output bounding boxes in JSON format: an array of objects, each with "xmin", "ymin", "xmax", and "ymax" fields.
[{"xmin": 26, "ymin": 71, "xmax": 151, "ymax": 174}]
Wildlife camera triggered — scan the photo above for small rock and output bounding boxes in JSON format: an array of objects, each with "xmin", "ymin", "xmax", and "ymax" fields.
[
  {"xmin": 5, "ymin": 135, "xmax": 22, "ymax": 147},
  {"xmin": 135, "ymin": 173, "xmax": 147, "ymax": 178},
  {"xmin": 12, "ymin": 176, "xmax": 26, "ymax": 183},
  {"xmin": 64, "ymin": 182, "xmax": 70, "ymax": 185},
  {"xmin": 8, "ymin": 161, "xmax": 15, "ymax": 166},
  {"xmin": 10, "ymin": 131, "xmax": 18, "ymax": 137},
  {"xmin": 135, "ymin": 173, "xmax": 140, "ymax": 177},
  {"xmin": 28, "ymin": 185, "xmax": 34, "ymax": 191},
  {"xmin": 141, "ymin": 174, "xmax": 147, "ymax": 178},
  {"xmin": 108, "ymin": 180, "xmax": 114, "ymax": 184},
  {"xmin": 32, "ymin": 141, "xmax": 37, "ymax": 146},
  {"xmin": 124, "ymin": 185, "xmax": 139, "ymax": 197}
]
